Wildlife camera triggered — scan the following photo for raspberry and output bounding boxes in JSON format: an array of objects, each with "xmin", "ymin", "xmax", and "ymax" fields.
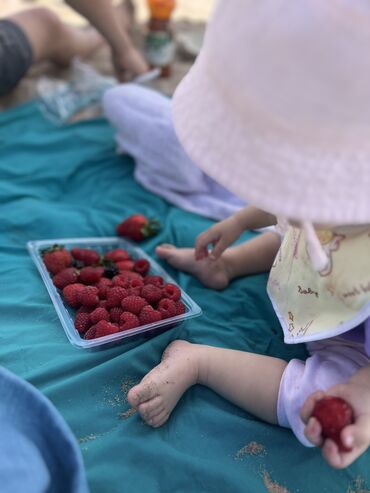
[
  {"xmin": 104, "ymin": 248, "xmax": 129, "ymax": 262},
  {"xmin": 175, "ymin": 300, "xmax": 186, "ymax": 315},
  {"xmin": 84, "ymin": 325, "xmax": 97, "ymax": 340},
  {"xmin": 96, "ymin": 278, "xmax": 113, "ymax": 299},
  {"xmin": 162, "ymin": 283, "xmax": 181, "ymax": 301},
  {"xmin": 99, "ymin": 300, "xmax": 108, "ymax": 309},
  {"xmin": 109, "ymin": 307, "xmax": 123, "ymax": 323},
  {"xmin": 95, "ymin": 320, "xmax": 119, "ymax": 338},
  {"xmin": 43, "ymin": 247, "xmax": 72, "ymax": 275},
  {"xmin": 112, "ymin": 274, "xmax": 130, "ymax": 288},
  {"xmin": 141, "ymin": 284, "xmax": 162, "ymax": 305},
  {"xmin": 62, "ymin": 283, "xmax": 85, "ymax": 308},
  {"xmin": 158, "ymin": 298, "xmax": 177, "ymax": 319},
  {"xmin": 139, "ymin": 305, "xmax": 162, "ymax": 325},
  {"xmin": 134, "ymin": 259, "xmax": 150, "ymax": 275},
  {"xmin": 127, "ymin": 278, "xmax": 144, "ymax": 296},
  {"xmin": 121, "ymin": 295, "xmax": 148, "ymax": 314},
  {"xmin": 119, "ymin": 312, "xmax": 140, "ymax": 330},
  {"xmin": 79, "ymin": 266, "xmax": 104, "ymax": 285},
  {"xmin": 76, "ymin": 306, "xmax": 93, "ymax": 315},
  {"xmin": 312, "ymin": 397, "xmax": 354, "ymax": 452},
  {"xmin": 53, "ymin": 268, "xmax": 79, "ymax": 289},
  {"xmin": 89, "ymin": 307, "xmax": 110, "ymax": 325},
  {"xmin": 78, "ymin": 286, "xmax": 99, "ymax": 307},
  {"xmin": 143, "ymin": 275, "xmax": 164, "ymax": 287},
  {"xmin": 74, "ymin": 312, "xmax": 91, "ymax": 334},
  {"xmin": 71, "ymin": 248, "xmax": 100, "ymax": 266},
  {"xmin": 116, "ymin": 260, "xmax": 135, "ymax": 271},
  {"xmin": 106, "ymin": 287, "xmax": 129, "ymax": 308}
]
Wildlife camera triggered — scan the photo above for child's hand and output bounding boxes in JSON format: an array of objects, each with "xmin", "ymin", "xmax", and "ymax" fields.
[
  {"xmin": 301, "ymin": 383, "xmax": 370, "ymax": 468},
  {"xmin": 195, "ymin": 215, "xmax": 245, "ymax": 260},
  {"xmin": 112, "ymin": 45, "xmax": 149, "ymax": 81}
]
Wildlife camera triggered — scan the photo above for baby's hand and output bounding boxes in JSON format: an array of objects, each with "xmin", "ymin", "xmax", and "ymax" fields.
[
  {"xmin": 195, "ymin": 215, "xmax": 245, "ymax": 261},
  {"xmin": 301, "ymin": 384, "xmax": 370, "ymax": 468},
  {"xmin": 112, "ymin": 45, "xmax": 149, "ymax": 81}
]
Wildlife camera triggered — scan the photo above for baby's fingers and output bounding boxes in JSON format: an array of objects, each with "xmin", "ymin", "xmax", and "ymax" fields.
[
  {"xmin": 300, "ymin": 390, "xmax": 326, "ymax": 423},
  {"xmin": 304, "ymin": 416, "xmax": 323, "ymax": 447},
  {"xmin": 195, "ymin": 230, "xmax": 219, "ymax": 260}
]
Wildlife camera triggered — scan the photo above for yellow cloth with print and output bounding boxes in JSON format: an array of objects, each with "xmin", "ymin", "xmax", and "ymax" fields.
[{"xmin": 267, "ymin": 225, "xmax": 370, "ymax": 344}]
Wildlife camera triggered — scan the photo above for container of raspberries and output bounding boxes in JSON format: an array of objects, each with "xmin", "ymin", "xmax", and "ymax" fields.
[{"xmin": 27, "ymin": 237, "xmax": 202, "ymax": 349}]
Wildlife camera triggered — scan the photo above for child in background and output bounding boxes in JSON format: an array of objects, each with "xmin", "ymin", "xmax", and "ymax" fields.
[{"xmin": 127, "ymin": 0, "xmax": 370, "ymax": 469}]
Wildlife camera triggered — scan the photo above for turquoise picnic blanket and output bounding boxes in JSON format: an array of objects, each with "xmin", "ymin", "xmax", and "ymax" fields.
[{"xmin": 0, "ymin": 101, "xmax": 369, "ymax": 493}]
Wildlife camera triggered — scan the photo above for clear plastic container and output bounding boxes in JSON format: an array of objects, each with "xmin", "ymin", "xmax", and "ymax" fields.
[{"xmin": 27, "ymin": 237, "xmax": 202, "ymax": 349}]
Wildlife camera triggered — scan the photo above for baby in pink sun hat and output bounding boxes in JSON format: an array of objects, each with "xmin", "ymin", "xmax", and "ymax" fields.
[{"xmin": 128, "ymin": 0, "xmax": 370, "ymax": 468}]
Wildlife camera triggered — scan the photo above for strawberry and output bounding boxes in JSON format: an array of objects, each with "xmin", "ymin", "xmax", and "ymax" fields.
[
  {"xmin": 94, "ymin": 320, "xmax": 119, "ymax": 338},
  {"xmin": 62, "ymin": 283, "xmax": 85, "ymax": 308},
  {"xmin": 116, "ymin": 260, "xmax": 135, "ymax": 271},
  {"xmin": 71, "ymin": 248, "xmax": 100, "ymax": 266},
  {"xmin": 109, "ymin": 307, "xmax": 124, "ymax": 323},
  {"xmin": 116, "ymin": 214, "xmax": 160, "ymax": 242},
  {"xmin": 79, "ymin": 266, "xmax": 104, "ymax": 285},
  {"xmin": 119, "ymin": 312, "xmax": 140, "ymax": 330},
  {"xmin": 121, "ymin": 295, "xmax": 148, "ymax": 314},
  {"xmin": 162, "ymin": 283, "xmax": 181, "ymax": 301},
  {"xmin": 43, "ymin": 246, "xmax": 72, "ymax": 275},
  {"xmin": 134, "ymin": 259, "xmax": 150, "ymax": 275},
  {"xmin": 312, "ymin": 397, "xmax": 354, "ymax": 452},
  {"xmin": 53, "ymin": 268, "xmax": 79, "ymax": 289},
  {"xmin": 74, "ymin": 312, "xmax": 91, "ymax": 334},
  {"xmin": 158, "ymin": 298, "xmax": 177, "ymax": 319},
  {"xmin": 143, "ymin": 275, "xmax": 164, "ymax": 287},
  {"xmin": 141, "ymin": 284, "xmax": 162, "ymax": 305},
  {"xmin": 78, "ymin": 286, "xmax": 99, "ymax": 308},
  {"xmin": 104, "ymin": 248, "xmax": 129, "ymax": 262},
  {"xmin": 106, "ymin": 287, "xmax": 129, "ymax": 308},
  {"xmin": 89, "ymin": 307, "xmax": 110, "ymax": 325},
  {"xmin": 139, "ymin": 305, "xmax": 162, "ymax": 325}
]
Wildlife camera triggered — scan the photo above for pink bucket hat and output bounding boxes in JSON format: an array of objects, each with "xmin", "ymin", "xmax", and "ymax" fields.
[{"xmin": 172, "ymin": 0, "xmax": 370, "ymax": 225}]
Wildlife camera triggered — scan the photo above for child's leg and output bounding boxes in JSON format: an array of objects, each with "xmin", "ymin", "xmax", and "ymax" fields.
[
  {"xmin": 155, "ymin": 231, "xmax": 280, "ymax": 290},
  {"xmin": 127, "ymin": 340, "xmax": 287, "ymax": 427}
]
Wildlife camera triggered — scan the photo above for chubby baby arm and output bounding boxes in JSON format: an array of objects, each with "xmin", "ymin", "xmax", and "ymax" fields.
[
  {"xmin": 195, "ymin": 205, "xmax": 277, "ymax": 260},
  {"xmin": 300, "ymin": 368, "xmax": 370, "ymax": 468}
]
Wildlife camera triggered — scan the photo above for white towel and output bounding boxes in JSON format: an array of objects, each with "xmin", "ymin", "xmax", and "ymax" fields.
[{"xmin": 102, "ymin": 84, "xmax": 245, "ymax": 220}]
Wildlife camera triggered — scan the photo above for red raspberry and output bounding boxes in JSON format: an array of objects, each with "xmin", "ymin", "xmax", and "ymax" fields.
[
  {"xmin": 141, "ymin": 284, "xmax": 162, "ymax": 305},
  {"xmin": 74, "ymin": 312, "xmax": 91, "ymax": 334},
  {"xmin": 143, "ymin": 275, "xmax": 164, "ymax": 287},
  {"xmin": 119, "ymin": 271, "xmax": 143, "ymax": 282},
  {"xmin": 139, "ymin": 305, "xmax": 162, "ymax": 325},
  {"xmin": 119, "ymin": 312, "xmax": 140, "ymax": 330},
  {"xmin": 84, "ymin": 325, "xmax": 97, "ymax": 340},
  {"xmin": 104, "ymin": 248, "xmax": 129, "ymax": 262},
  {"xmin": 175, "ymin": 300, "xmax": 186, "ymax": 315},
  {"xmin": 127, "ymin": 278, "xmax": 144, "ymax": 296},
  {"xmin": 134, "ymin": 259, "xmax": 150, "ymax": 275},
  {"xmin": 96, "ymin": 278, "xmax": 113, "ymax": 299},
  {"xmin": 106, "ymin": 287, "xmax": 129, "ymax": 308},
  {"xmin": 71, "ymin": 248, "xmax": 100, "ymax": 266},
  {"xmin": 53, "ymin": 268, "xmax": 79, "ymax": 289},
  {"xmin": 79, "ymin": 266, "xmax": 104, "ymax": 285},
  {"xmin": 116, "ymin": 260, "xmax": 135, "ymax": 271},
  {"xmin": 109, "ymin": 307, "xmax": 123, "ymax": 323},
  {"xmin": 162, "ymin": 283, "xmax": 181, "ymax": 301},
  {"xmin": 99, "ymin": 300, "xmax": 108, "ymax": 309},
  {"xmin": 158, "ymin": 298, "xmax": 177, "ymax": 319},
  {"xmin": 89, "ymin": 307, "xmax": 110, "ymax": 325},
  {"xmin": 95, "ymin": 320, "xmax": 119, "ymax": 338},
  {"xmin": 76, "ymin": 305, "xmax": 93, "ymax": 315},
  {"xmin": 112, "ymin": 274, "xmax": 130, "ymax": 288},
  {"xmin": 62, "ymin": 283, "xmax": 85, "ymax": 308},
  {"xmin": 312, "ymin": 397, "xmax": 354, "ymax": 452},
  {"xmin": 121, "ymin": 295, "xmax": 148, "ymax": 314},
  {"xmin": 78, "ymin": 286, "xmax": 99, "ymax": 307},
  {"xmin": 43, "ymin": 247, "xmax": 72, "ymax": 275}
]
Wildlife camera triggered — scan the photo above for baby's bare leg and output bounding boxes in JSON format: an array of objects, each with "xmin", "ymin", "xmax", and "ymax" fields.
[
  {"xmin": 156, "ymin": 231, "xmax": 280, "ymax": 290},
  {"xmin": 127, "ymin": 340, "xmax": 287, "ymax": 427}
]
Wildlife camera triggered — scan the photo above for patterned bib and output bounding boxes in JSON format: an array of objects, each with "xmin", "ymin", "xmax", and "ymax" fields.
[{"xmin": 267, "ymin": 225, "xmax": 370, "ymax": 343}]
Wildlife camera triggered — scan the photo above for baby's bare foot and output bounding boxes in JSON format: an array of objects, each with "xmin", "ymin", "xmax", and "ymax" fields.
[
  {"xmin": 127, "ymin": 340, "xmax": 200, "ymax": 427},
  {"xmin": 155, "ymin": 244, "xmax": 230, "ymax": 290}
]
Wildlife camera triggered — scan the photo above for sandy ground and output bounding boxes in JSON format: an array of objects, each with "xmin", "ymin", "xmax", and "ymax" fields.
[{"xmin": 0, "ymin": 0, "xmax": 210, "ymax": 111}]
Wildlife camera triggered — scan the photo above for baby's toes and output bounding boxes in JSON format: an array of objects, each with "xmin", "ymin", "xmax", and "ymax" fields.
[
  {"xmin": 138, "ymin": 396, "xmax": 165, "ymax": 422},
  {"xmin": 127, "ymin": 380, "xmax": 157, "ymax": 408}
]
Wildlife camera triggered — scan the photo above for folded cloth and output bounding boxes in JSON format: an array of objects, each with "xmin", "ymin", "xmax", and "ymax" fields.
[
  {"xmin": 103, "ymin": 84, "xmax": 246, "ymax": 220},
  {"xmin": 0, "ymin": 366, "xmax": 89, "ymax": 493}
]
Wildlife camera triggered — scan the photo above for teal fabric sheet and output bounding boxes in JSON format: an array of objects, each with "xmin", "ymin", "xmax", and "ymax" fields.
[{"xmin": 1, "ymin": 101, "xmax": 369, "ymax": 493}]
